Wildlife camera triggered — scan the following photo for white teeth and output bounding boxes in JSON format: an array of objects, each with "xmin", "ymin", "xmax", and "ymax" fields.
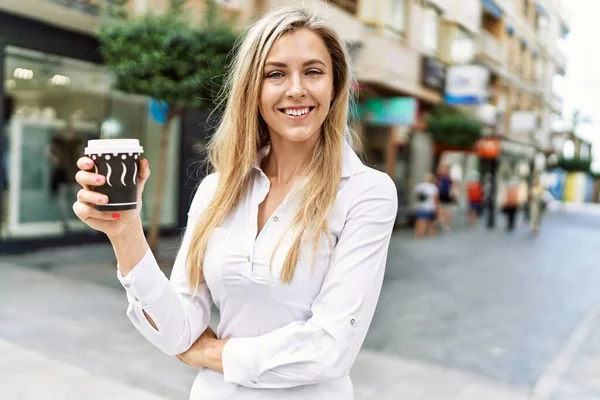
[{"xmin": 285, "ymin": 107, "xmax": 310, "ymax": 116}]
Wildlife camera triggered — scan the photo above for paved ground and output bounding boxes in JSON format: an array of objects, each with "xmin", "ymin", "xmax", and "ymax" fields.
[{"xmin": 1, "ymin": 204, "xmax": 600, "ymax": 399}]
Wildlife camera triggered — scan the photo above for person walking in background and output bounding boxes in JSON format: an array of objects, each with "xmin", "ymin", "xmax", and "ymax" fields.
[
  {"xmin": 413, "ymin": 173, "xmax": 439, "ymax": 238},
  {"xmin": 529, "ymin": 177, "xmax": 545, "ymax": 234},
  {"xmin": 436, "ymin": 165, "xmax": 454, "ymax": 230},
  {"xmin": 501, "ymin": 179, "xmax": 521, "ymax": 232},
  {"xmin": 466, "ymin": 173, "xmax": 484, "ymax": 227},
  {"xmin": 72, "ymin": 6, "xmax": 397, "ymax": 400}
]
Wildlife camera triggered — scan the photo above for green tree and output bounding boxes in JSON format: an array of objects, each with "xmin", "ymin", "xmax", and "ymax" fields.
[
  {"xmin": 426, "ymin": 105, "xmax": 482, "ymax": 149},
  {"xmin": 97, "ymin": 0, "xmax": 238, "ymax": 252}
]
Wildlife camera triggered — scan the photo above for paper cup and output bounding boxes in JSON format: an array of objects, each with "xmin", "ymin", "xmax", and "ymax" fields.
[{"xmin": 84, "ymin": 139, "xmax": 144, "ymax": 211}]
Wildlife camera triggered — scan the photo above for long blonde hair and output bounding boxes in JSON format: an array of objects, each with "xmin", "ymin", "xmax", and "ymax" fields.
[{"xmin": 186, "ymin": 5, "xmax": 357, "ymax": 290}]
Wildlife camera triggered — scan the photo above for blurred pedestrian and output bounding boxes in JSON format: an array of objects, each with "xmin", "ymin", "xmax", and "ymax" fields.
[
  {"xmin": 73, "ymin": 6, "xmax": 397, "ymax": 400},
  {"xmin": 436, "ymin": 165, "xmax": 455, "ymax": 230},
  {"xmin": 413, "ymin": 173, "xmax": 439, "ymax": 238},
  {"xmin": 466, "ymin": 173, "xmax": 483, "ymax": 227},
  {"xmin": 501, "ymin": 179, "xmax": 520, "ymax": 232},
  {"xmin": 529, "ymin": 177, "xmax": 545, "ymax": 234}
]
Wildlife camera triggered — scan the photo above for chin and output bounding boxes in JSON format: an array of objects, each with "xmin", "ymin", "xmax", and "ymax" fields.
[{"xmin": 276, "ymin": 127, "xmax": 319, "ymax": 143}]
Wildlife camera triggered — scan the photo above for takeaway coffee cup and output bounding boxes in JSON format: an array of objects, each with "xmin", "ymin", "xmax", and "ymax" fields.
[{"xmin": 84, "ymin": 139, "xmax": 144, "ymax": 211}]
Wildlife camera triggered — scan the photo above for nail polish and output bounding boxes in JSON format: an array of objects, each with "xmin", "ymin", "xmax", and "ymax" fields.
[
  {"xmin": 96, "ymin": 177, "xmax": 103, "ymax": 183},
  {"xmin": 112, "ymin": 213, "xmax": 121, "ymax": 220}
]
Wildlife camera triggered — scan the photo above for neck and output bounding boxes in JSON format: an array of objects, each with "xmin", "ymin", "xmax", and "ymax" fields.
[{"xmin": 262, "ymin": 133, "xmax": 319, "ymax": 186}]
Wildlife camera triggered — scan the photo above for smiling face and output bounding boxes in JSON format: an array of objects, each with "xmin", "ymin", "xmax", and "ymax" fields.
[{"xmin": 259, "ymin": 28, "xmax": 335, "ymax": 146}]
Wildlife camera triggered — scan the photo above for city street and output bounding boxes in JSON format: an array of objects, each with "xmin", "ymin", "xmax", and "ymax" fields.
[{"xmin": 1, "ymin": 205, "xmax": 600, "ymax": 400}]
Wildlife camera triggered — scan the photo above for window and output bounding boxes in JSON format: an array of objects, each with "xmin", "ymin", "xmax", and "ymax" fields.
[
  {"xmin": 360, "ymin": 0, "xmax": 407, "ymax": 37},
  {"xmin": 385, "ymin": 0, "xmax": 408, "ymax": 35},
  {"xmin": 423, "ymin": 5, "xmax": 441, "ymax": 54},
  {"xmin": 522, "ymin": 0, "xmax": 529, "ymax": 18},
  {"xmin": 451, "ymin": 27, "xmax": 475, "ymax": 64},
  {"xmin": 1, "ymin": 46, "xmax": 180, "ymax": 239}
]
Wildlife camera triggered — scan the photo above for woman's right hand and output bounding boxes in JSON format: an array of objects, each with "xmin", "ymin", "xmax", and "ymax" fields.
[{"xmin": 73, "ymin": 157, "xmax": 151, "ymax": 240}]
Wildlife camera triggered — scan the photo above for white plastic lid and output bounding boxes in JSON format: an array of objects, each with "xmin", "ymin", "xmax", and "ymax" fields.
[{"xmin": 85, "ymin": 139, "xmax": 144, "ymax": 155}]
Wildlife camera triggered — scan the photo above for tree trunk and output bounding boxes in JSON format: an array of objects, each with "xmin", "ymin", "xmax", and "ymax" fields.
[{"xmin": 148, "ymin": 113, "xmax": 175, "ymax": 256}]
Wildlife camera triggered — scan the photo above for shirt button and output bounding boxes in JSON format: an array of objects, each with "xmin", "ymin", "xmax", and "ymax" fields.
[
  {"xmin": 350, "ymin": 318, "xmax": 356, "ymax": 325},
  {"xmin": 272, "ymin": 216, "xmax": 279, "ymax": 222},
  {"xmin": 246, "ymin": 256, "xmax": 251, "ymax": 262},
  {"xmin": 251, "ymin": 380, "xmax": 258, "ymax": 385},
  {"xmin": 134, "ymin": 297, "xmax": 139, "ymax": 302}
]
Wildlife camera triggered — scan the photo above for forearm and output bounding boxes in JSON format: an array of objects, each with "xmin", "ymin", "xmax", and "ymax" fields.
[{"xmin": 110, "ymin": 218, "xmax": 148, "ymax": 277}]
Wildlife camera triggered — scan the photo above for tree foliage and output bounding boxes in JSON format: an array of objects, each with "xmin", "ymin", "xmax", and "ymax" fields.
[
  {"xmin": 426, "ymin": 105, "xmax": 482, "ymax": 149},
  {"xmin": 97, "ymin": 0, "xmax": 238, "ymax": 113}
]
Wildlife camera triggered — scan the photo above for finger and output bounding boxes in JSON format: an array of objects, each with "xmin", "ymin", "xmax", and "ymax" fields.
[
  {"xmin": 72, "ymin": 201, "xmax": 122, "ymax": 222},
  {"xmin": 77, "ymin": 157, "xmax": 96, "ymax": 171},
  {"xmin": 77, "ymin": 189, "xmax": 109, "ymax": 206},
  {"xmin": 136, "ymin": 159, "xmax": 151, "ymax": 198},
  {"xmin": 75, "ymin": 170, "xmax": 105, "ymax": 187}
]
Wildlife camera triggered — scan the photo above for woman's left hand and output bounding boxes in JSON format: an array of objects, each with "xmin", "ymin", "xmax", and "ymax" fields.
[{"xmin": 176, "ymin": 327, "xmax": 230, "ymax": 373}]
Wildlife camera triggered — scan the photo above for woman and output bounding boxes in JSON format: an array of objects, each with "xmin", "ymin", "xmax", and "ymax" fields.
[
  {"xmin": 529, "ymin": 177, "xmax": 545, "ymax": 234},
  {"xmin": 413, "ymin": 173, "xmax": 439, "ymax": 238},
  {"xmin": 466, "ymin": 173, "xmax": 483, "ymax": 227},
  {"xmin": 73, "ymin": 6, "xmax": 397, "ymax": 400}
]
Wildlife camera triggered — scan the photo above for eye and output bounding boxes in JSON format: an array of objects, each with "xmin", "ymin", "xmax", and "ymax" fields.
[
  {"xmin": 266, "ymin": 71, "xmax": 283, "ymax": 79},
  {"xmin": 306, "ymin": 69, "xmax": 323, "ymax": 76}
]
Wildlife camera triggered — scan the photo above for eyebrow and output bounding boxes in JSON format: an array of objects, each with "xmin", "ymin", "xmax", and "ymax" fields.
[{"xmin": 264, "ymin": 59, "xmax": 327, "ymax": 68}]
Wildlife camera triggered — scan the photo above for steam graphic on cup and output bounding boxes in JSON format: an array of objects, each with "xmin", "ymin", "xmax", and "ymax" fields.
[{"xmin": 84, "ymin": 139, "xmax": 144, "ymax": 211}]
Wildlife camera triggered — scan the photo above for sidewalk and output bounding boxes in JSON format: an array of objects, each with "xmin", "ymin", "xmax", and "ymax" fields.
[{"xmin": 2, "ymin": 206, "xmax": 600, "ymax": 399}]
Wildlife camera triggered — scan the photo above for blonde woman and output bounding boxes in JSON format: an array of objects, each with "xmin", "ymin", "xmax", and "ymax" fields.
[{"xmin": 73, "ymin": 6, "xmax": 397, "ymax": 400}]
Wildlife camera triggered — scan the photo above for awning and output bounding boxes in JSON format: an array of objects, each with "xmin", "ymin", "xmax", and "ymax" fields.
[
  {"xmin": 535, "ymin": 1, "xmax": 550, "ymax": 19},
  {"xmin": 481, "ymin": 0, "xmax": 503, "ymax": 19}
]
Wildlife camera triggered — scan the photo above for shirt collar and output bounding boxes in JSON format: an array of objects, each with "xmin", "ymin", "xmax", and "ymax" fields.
[{"xmin": 252, "ymin": 140, "xmax": 365, "ymax": 178}]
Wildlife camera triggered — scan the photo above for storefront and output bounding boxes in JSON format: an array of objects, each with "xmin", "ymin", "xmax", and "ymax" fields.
[{"xmin": 0, "ymin": 11, "xmax": 184, "ymax": 253}]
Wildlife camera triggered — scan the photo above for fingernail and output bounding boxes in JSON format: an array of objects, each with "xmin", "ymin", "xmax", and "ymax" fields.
[
  {"xmin": 144, "ymin": 159, "xmax": 149, "ymax": 168},
  {"xmin": 96, "ymin": 177, "xmax": 103, "ymax": 183},
  {"xmin": 112, "ymin": 213, "xmax": 121, "ymax": 219},
  {"xmin": 98, "ymin": 197, "xmax": 106, "ymax": 203}
]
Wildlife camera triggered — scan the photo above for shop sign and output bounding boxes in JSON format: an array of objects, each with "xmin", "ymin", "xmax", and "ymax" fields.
[
  {"xmin": 444, "ymin": 65, "xmax": 490, "ymax": 105},
  {"xmin": 359, "ymin": 97, "xmax": 417, "ymax": 126},
  {"xmin": 421, "ymin": 56, "xmax": 447, "ymax": 94}
]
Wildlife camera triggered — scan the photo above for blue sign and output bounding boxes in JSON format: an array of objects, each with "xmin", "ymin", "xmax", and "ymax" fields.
[
  {"xmin": 149, "ymin": 99, "xmax": 170, "ymax": 123},
  {"xmin": 359, "ymin": 97, "xmax": 417, "ymax": 126}
]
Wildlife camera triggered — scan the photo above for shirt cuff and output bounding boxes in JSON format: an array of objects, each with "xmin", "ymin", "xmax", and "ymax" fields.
[
  {"xmin": 222, "ymin": 336, "xmax": 261, "ymax": 386},
  {"xmin": 116, "ymin": 247, "xmax": 168, "ymax": 306}
]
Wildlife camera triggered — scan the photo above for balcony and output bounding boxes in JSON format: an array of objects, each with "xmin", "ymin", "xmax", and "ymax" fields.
[
  {"xmin": 475, "ymin": 31, "xmax": 504, "ymax": 66},
  {"xmin": 555, "ymin": 48, "xmax": 567, "ymax": 74},
  {"xmin": 0, "ymin": 0, "xmax": 100, "ymax": 33},
  {"xmin": 46, "ymin": 0, "xmax": 103, "ymax": 16},
  {"xmin": 353, "ymin": 32, "xmax": 441, "ymax": 104},
  {"xmin": 552, "ymin": 93, "xmax": 563, "ymax": 114}
]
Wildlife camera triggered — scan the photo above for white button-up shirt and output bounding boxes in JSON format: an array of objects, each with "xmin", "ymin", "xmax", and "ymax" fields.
[{"xmin": 117, "ymin": 142, "xmax": 397, "ymax": 400}]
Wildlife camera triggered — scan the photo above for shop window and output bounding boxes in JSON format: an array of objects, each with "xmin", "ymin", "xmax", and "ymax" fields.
[{"xmin": 1, "ymin": 46, "xmax": 180, "ymax": 239}]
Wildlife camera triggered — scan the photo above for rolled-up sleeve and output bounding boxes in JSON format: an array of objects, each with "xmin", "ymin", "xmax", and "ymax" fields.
[
  {"xmin": 116, "ymin": 173, "xmax": 219, "ymax": 356},
  {"xmin": 221, "ymin": 172, "xmax": 398, "ymax": 388}
]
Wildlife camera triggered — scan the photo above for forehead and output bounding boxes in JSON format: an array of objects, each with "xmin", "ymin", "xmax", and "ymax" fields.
[{"xmin": 265, "ymin": 28, "xmax": 331, "ymax": 65}]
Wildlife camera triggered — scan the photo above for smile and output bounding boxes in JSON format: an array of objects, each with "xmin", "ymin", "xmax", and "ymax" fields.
[{"xmin": 279, "ymin": 106, "xmax": 315, "ymax": 118}]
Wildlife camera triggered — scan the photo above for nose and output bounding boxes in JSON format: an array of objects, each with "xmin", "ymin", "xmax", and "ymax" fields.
[{"xmin": 285, "ymin": 73, "xmax": 307, "ymax": 99}]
